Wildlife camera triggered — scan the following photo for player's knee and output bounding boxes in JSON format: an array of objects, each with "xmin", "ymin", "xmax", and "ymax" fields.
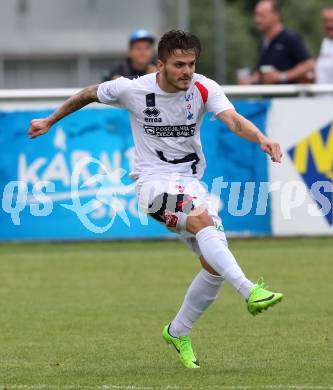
[{"xmin": 186, "ymin": 209, "xmax": 214, "ymax": 235}]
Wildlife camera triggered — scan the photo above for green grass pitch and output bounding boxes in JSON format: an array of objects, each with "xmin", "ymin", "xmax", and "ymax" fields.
[{"xmin": 0, "ymin": 238, "xmax": 332, "ymax": 389}]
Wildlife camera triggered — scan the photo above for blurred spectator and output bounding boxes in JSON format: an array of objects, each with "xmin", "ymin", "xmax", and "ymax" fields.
[
  {"xmin": 103, "ymin": 29, "xmax": 156, "ymax": 81},
  {"xmin": 239, "ymin": 0, "xmax": 314, "ymax": 85},
  {"xmin": 316, "ymin": 6, "xmax": 333, "ymax": 84}
]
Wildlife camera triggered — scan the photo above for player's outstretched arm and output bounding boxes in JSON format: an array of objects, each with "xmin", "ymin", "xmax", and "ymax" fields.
[
  {"xmin": 217, "ymin": 109, "xmax": 282, "ymax": 163},
  {"xmin": 28, "ymin": 85, "xmax": 99, "ymax": 139}
]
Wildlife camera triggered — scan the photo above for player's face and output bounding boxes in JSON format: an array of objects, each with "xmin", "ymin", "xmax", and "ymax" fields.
[
  {"xmin": 322, "ymin": 9, "xmax": 333, "ymax": 39},
  {"xmin": 255, "ymin": 2, "xmax": 279, "ymax": 33},
  {"xmin": 129, "ymin": 40, "xmax": 154, "ymax": 68},
  {"xmin": 159, "ymin": 49, "xmax": 196, "ymax": 91}
]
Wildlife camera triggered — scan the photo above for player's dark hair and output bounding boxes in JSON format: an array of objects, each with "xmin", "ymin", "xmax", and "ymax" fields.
[{"xmin": 158, "ymin": 30, "xmax": 201, "ymax": 62}]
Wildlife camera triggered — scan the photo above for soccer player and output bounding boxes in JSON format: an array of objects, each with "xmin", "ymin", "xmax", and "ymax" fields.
[{"xmin": 28, "ymin": 30, "xmax": 284, "ymax": 369}]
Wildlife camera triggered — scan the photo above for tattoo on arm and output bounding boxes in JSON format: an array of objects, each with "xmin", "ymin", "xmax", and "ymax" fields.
[
  {"xmin": 231, "ymin": 114, "xmax": 264, "ymax": 144},
  {"xmin": 219, "ymin": 110, "xmax": 265, "ymax": 144},
  {"xmin": 233, "ymin": 117, "xmax": 242, "ymax": 135},
  {"xmin": 48, "ymin": 85, "xmax": 99, "ymax": 126}
]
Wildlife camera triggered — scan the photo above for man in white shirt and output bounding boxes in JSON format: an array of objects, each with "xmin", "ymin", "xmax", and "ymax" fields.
[
  {"xmin": 28, "ymin": 30, "xmax": 283, "ymax": 369},
  {"xmin": 316, "ymin": 6, "xmax": 333, "ymax": 84}
]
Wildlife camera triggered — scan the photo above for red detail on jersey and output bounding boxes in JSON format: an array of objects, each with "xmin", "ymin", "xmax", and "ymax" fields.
[
  {"xmin": 163, "ymin": 210, "xmax": 178, "ymax": 228},
  {"xmin": 195, "ymin": 81, "xmax": 208, "ymax": 104}
]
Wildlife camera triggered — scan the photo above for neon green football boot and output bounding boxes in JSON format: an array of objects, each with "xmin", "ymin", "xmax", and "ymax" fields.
[
  {"xmin": 162, "ymin": 324, "xmax": 200, "ymax": 368},
  {"xmin": 247, "ymin": 279, "xmax": 284, "ymax": 316}
]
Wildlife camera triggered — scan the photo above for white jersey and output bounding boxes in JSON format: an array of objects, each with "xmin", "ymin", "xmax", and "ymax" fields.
[
  {"xmin": 97, "ymin": 72, "xmax": 234, "ymax": 181},
  {"xmin": 316, "ymin": 38, "xmax": 333, "ymax": 84}
]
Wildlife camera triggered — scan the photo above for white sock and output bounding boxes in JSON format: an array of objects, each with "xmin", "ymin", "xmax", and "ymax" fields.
[
  {"xmin": 196, "ymin": 226, "xmax": 254, "ymax": 299},
  {"xmin": 169, "ymin": 269, "xmax": 224, "ymax": 337}
]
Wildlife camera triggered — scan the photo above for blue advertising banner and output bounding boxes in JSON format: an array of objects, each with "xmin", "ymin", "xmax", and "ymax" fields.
[
  {"xmin": 0, "ymin": 101, "xmax": 271, "ymax": 241},
  {"xmin": 202, "ymin": 100, "xmax": 271, "ymax": 235}
]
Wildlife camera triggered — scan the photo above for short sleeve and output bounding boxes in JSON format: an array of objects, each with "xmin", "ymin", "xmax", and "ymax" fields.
[
  {"xmin": 201, "ymin": 77, "xmax": 234, "ymax": 116},
  {"xmin": 288, "ymin": 32, "xmax": 312, "ymax": 63},
  {"xmin": 97, "ymin": 77, "xmax": 131, "ymax": 105}
]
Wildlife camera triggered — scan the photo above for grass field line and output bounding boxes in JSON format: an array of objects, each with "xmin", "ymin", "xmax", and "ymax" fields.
[{"xmin": 2, "ymin": 384, "xmax": 333, "ymax": 390}]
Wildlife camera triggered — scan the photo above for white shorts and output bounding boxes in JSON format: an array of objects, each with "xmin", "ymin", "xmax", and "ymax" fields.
[{"xmin": 135, "ymin": 176, "xmax": 227, "ymax": 257}]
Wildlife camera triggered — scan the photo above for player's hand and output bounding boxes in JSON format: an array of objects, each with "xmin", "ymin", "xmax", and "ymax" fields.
[
  {"xmin": 28, "ymin": 118, "xmax": 52, "ymax": 139},
  {"xmin": 260, "ymin": 139, "xmax": 282, "ymax": 163}
]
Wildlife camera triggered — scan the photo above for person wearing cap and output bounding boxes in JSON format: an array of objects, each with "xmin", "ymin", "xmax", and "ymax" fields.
[
  {"xmin": 104, "ymin": 29, "xmax": 156, "ymax": 81},
  {"xmin": 240, "ymin": 0, "xmax": 314, "ymax": 85}
]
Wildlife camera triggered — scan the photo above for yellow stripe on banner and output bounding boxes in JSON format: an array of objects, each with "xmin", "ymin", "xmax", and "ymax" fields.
[
  {"xmin": 294, "ymin": 125, "xmax": 333, "ymax": 175},
  {"xmin": 294, "ymin": 139, "xmax": 308, "ymax": 174}
]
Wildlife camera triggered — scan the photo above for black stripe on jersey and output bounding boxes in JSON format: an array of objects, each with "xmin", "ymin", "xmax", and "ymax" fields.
[{"xmin": 156, "ymin": 150, "xmax": 200, "ymax": 175}]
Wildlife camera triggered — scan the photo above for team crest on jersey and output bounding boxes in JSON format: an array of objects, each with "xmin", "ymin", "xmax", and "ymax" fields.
[
  {"xmin": 288, "ymin": 121, "xmax": 333, "ymax": 225},
  {"xmin": 144, "ymin": 93, "xmax": 162, "ymax": 122},
  {"xmin": 146, "ymin": 93, "xmax": 156, "ymax": 107}
]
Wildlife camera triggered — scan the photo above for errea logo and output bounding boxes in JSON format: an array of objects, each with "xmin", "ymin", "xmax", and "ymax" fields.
[
  {"xmin": 288, "ymin": 122, "xmax": 333, "ymax": 225},
  {"xmin": 143, "ymin": 107, "xmax": 160, "ymax": 117},
  {"xmin": 143, "ymin": 107, "xmax": 162, "ymax": 123}
]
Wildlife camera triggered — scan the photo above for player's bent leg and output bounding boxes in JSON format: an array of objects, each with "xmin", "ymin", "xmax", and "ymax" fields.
[
  {"xmin": 186, "ymin": 208, "xmax": 254, "ymax": 299},
  {"xmin": 145, "ymin": 186, "xmax": 283, "ymax": 316},
  {"xmin": 186, "ymin": 207, "xmax": 284, "ymax": 314}
]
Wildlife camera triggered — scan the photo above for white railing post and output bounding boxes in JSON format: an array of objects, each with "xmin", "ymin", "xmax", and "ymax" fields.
[{"xmin": 0, "ymin": 85, "xmax": 333, "ymax": 102}]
